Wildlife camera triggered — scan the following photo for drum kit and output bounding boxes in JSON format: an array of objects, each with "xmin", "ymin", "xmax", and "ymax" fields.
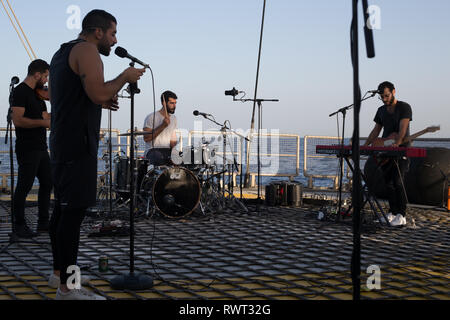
[{"xmin": 97, "ymin": 132, "xmax": 247, "ymax": 219}]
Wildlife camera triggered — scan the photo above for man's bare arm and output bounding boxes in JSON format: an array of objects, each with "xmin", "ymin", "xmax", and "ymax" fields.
[
  {"xmin": 70, "ymin": 42, "xmax": 144, "ymax": 105},
  {"xmin": 393, "ymin": 119, "xmax": 410, "ymax": 147},
  {"xmin": 364, "ymin": 123, "xmax": 382, "ymax": 146}
]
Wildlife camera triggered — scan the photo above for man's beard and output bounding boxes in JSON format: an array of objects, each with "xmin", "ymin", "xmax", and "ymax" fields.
[
  {"xmin": 388, "ymin": 96, "xmax": 395, "ymax": 106},
  {"xmin": 168, "ymin": 108, "xmax": 175, "ymax": 114},
  {"xmin": 35, "ymin": 81, "xmax": 45, "ymax": 89},
  {"xmin": 98, "ymin": 38, "xmax": 111, "ymax": 56}
]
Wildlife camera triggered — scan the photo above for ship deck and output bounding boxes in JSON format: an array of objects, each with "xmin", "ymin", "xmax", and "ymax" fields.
[{"xmin": 0, "ymin": 195, "xmax": 448, "ymax": 301}]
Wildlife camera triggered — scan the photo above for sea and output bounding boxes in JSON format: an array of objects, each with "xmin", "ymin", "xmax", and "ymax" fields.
[{"xmin": 0, "ymin": 133, "xmax": 449, "ymax": 191}]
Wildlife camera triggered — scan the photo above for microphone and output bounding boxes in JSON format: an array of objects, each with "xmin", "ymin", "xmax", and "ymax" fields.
[
  {"xmin": 224, "ymin": 87, "xmax": 242, "ymax": 96},
  {"xmin": 114, "ymin": 46, "xmax": 150, "ymax": 69},
  {"xmin": 368, "ymin": 89, "xmax": 380, "ymax": 94},
  {"xmin": 10, "ymin": 76, "xmax": 19, "ymax": 86},
  {"xmin": 193, "ymin": 110, "xmax": 211, "ymax": 118}
]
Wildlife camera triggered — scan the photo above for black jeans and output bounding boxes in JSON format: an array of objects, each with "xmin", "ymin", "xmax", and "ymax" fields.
[
  {"xmin": 13, "ymin": 149, "xmax": 52, "ymax": 226},
  {"xmin": 49, "ymin": 199, "xmax": 87, "ymax": 285},
  {"xmin": 49, "ymin": 151, "xmax": 97, "ymax": 284},
  {"xmin": 381, "ymin": 157, "xmax": 410, "ymax": 216}
]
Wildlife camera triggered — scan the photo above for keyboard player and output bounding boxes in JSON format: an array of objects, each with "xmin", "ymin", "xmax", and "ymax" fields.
[{"xmin": 364, "ymin": 81, "xmax": 412, "ymax": 226}]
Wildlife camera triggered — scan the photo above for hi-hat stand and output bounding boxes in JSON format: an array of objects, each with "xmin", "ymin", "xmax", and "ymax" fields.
[
  {"xmin": 110, "ymin": 62, "xmax": 153, "ymax": 290},
  {"xmin": 197, "ymin": 113, "xmax": 248, "ymax": 213},
  {"xmin": 329, "ymin": 91, "xmax": 377, "ymax": 221}
]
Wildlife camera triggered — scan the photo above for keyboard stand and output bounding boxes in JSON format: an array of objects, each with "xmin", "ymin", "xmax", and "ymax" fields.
[{"xmin": 338, "ymin": 155, "xmax": 391, "ymax": 227}]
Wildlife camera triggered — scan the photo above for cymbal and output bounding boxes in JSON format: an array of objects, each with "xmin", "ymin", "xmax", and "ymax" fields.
[{"xmin": 118, "ymin": 131, "xmax": 153, "ymax": 137}]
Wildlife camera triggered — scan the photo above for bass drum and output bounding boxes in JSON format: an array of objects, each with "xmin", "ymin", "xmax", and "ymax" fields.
[{"xmin": 140, "ymin": 166, "xmax": 201, "ymax": 218}]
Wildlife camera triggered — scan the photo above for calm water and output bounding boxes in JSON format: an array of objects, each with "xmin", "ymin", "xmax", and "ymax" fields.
[{"xmin": 1, "ymin": 135, "xmax": 449, "ymax": 189}]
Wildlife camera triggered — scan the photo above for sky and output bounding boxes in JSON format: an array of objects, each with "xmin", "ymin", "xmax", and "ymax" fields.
[{"xmin": 1, "ymin": 0, "xmax": 449, "ymax": 138}]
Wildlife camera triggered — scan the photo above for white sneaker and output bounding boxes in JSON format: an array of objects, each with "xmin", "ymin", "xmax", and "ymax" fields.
[
  {"xmin": 391, "ymin": 214, "xmax": 407, "ymax": 227},
  {"xmin": 378, "ymin": 212, "xmax": 394, "ymax": 223},
  {"xmin": 386, "ymin": 212, "xmax": 395, "ymax": 222},
  {"xmin": 55, "ymin": 287, "xmax": 106, "ymax": 300},
  {"xmin": 48, "ymin": 273, "xmax": 92, "ymax": 289}
]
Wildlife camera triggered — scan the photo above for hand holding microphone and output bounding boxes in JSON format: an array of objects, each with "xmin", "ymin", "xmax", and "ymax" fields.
[
  {"xmin": 115, "ymin": 46, "xmax": 148, "ymax": 83},
  {"xmin": 123, "ymin": 67, "xmax": 145, "ymax": 83}
]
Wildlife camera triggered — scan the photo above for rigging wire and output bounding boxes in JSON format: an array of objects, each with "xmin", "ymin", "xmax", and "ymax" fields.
[
  {"xmin": 0, "ymin": 0, "xmax": 34, "ymax": 60},
  {"xmin": 5, "ymin": 0, "xmax": 37, "ymax": 59}
]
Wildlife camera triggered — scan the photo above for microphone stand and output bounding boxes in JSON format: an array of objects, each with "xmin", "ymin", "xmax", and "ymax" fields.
[
  {"xmin": 110, "ymin": 62, "xmax": 153, "ymax": 290},
  {"xmin": 329, "ymin": 92, "xmax": 376, "ymax": 222},
  {"xmin": 350, "ymin": 0, "xmax": 376, "ymax": 301},
  {"xmin": 232, "ymin": 96, "xmax": 278, "ymax": 214}
]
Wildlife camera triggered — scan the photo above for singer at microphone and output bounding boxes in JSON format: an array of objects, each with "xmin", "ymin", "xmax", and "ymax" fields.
[{"xmin": 47, "ymin": 10, "xmax": 148, "ymax": 298}]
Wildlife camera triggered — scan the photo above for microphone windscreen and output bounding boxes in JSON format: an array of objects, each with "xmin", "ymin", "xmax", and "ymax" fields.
[
  {"xmin": 115, "ymin": 46, "xmax": 128, "ymax": 58},
  {"xmin": 193, "ymin": 110, "xmax": 199, "ymax": 116}
]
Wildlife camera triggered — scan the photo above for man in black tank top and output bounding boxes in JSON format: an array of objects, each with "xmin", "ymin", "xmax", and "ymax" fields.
[
  {"xmin": 48, "ymin": 9, "xmax": 145, "ymax": 300},
  {"xmin": 364, "ymin": 81, "xmax": 412, "ymax": 227},
  {"xmin": 11, "ymin": 59, "xmax": 52, "ymax": 238}
]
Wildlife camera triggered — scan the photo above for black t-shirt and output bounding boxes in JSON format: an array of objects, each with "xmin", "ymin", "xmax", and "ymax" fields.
[
  {"xmin": 374, "ymin": 101, "xmax": 412, "ymax": 147},
  {"xmin": 12, "ymin": 82, "xmax": 48, "ymax": 152}
]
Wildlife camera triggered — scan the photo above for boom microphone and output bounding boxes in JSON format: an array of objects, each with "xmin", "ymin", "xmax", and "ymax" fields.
[
  {"xmin": 224, "ymin": 87, "xmax": 242, "ymax": 96},
  {"xmin": 114, "ymin": 46, "xmax": 150, "ymax": 69},
  {"xmin": 193, "ymin": 110, "xmax": 211, "ymax": 118},
  {"xmin": 10, "ymin": 76, "xmax": 19, "ymax": 86}
]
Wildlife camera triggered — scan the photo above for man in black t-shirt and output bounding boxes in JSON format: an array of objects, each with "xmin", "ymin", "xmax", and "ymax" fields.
[
  {"xmin": 364, "ymin": 81, "xmax": 412, "ymax": 227},
  {"xmin": 11, "ymin": 59, "xmax": 52, "ymax": 238}
]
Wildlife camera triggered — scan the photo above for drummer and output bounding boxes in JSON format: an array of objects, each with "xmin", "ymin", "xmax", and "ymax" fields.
[{"xmin": 142, "ymin": 90, "xmax": 178, "ymax": 165}]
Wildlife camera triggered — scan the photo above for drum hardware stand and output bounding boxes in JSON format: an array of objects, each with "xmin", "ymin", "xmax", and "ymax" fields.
[
  {"xmin": 199, "ymin": 114, "xmax": 249, "ymax": 213},
  {"xmin": 1, "ymin": 77, "xmax": 47, "ymax": 255},
  {"xmin": 110, "ymin": 61, "xmax": 153, "ymax": 290},
  {"xmin": 329, "ymin": 92, "xmax": 377, "ymax": 222}
]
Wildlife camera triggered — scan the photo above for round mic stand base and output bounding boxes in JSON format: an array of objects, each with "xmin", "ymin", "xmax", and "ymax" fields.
[{"xmin": 110, "ymin": 273, "xmax": 153, "ymax": 291}]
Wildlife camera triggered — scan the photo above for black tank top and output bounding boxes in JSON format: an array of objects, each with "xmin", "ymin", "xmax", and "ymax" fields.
[{"xmin": 49, "ymin": 39, "xmax": 102, "ymax": 162}]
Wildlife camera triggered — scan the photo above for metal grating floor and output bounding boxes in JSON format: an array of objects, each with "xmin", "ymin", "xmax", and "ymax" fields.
[{"xmin": 0, "ymin": 200, "xmax": 448, "ymax": 300}]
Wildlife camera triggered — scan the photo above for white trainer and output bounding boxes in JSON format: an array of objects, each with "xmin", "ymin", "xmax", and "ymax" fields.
[
  {"xmin": 378, "ymin": 212, "xmax": 394, "ymax": 223},
  {"xmin": 55, "ymin": 287, "xmax": 106, "ymax": 300},
  {"xmin": 391, "ymin": 214, "xmax": 407, "ymax": 227},
  {"xmin": 386, "ymin": 212, "xmax": 395, "ymax": 222},
  {"xmin": 48, "ymin": 273, "xmax": 92, "ymax": 289}
]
